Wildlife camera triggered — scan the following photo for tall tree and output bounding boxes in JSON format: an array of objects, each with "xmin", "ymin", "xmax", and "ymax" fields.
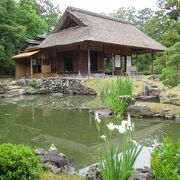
[
  {"xmin": 110, "ymin": 6, "xmax": 137, "ymax": 23},
  {"xmin": 0, "ymin": 0, "xmax": 26, "ymax": 74},
  {"xmin": 15, "ymin": 1, "xmax": 48, "ymax": 39},
  {"xmin": 157, "ymin": 0, "xmax": 180, "ymax": 21},
  {"xmin": 18, "ymin": 0, "xmax": 61, "ymax": 34},
  {"xmin": 0, "ymin": 0, "xmax": 61, "ymax": 75}
]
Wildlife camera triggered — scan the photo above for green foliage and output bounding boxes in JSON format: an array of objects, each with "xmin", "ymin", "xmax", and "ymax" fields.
[
  {"xmin": 160, "ymin": 67, "xmax": 179, "ymax": 87},
  {"xmin": 158, "ymin": 42, "xmax": 180, "ymax": 87},
  {"xmin": 99, "ymin": 143, "xmax": 142, "ymax": 180},
  {"xmin": 15, "ymin": 1, "xmax": 48, "ymax": 39},
  {"xmin": 0, "ymin": 143, "xmax": 41, "ymax": 179},
  {"xmin": 151, "ymin": 137, "xmax": 180, "ymax": 180},
  {"xmin": 101, "ymin": 77, "xmax": 133, "ymax": 118},
  {"xmin": 28, "ymin": 80, "xmax": 38, "ymax": 89},
  {"xmin": 0, "ymin": 0, "xmax": 61, "ymax": 75},
  {"xmin": 111, "ymin": 0, "xmax": 179, "ymax": 73},
  {"xmin": 18, "ymin": 0, "xmax": 61, "ymax": 35},
  {"xmin": 157, "ymin": 0, "xmax": 180, "ymax": 21},
  {"xmin": 0, "ymin": 0, "xmax": 26, "ymax": 74}
]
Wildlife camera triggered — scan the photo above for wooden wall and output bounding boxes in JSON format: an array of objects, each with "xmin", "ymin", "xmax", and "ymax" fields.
[
  {"xmin": 79, "ymin": 50, "xmax": 88, "ymax": 73},
  {"xmin": 34, "ymin": 41, "xmax": 132, "ymax": 75},
  {"xmin": 42, "ymin": 65, "xmax": 51, "ymax": 73},
  {"xmin": 15, "ymin": 60, "xmax": 30, "ymax": 79}
]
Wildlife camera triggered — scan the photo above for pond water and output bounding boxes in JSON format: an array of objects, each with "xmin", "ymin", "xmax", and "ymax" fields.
[{"xmin": 0, "ymin": 95, "xmax": 179, "ymax": 169}]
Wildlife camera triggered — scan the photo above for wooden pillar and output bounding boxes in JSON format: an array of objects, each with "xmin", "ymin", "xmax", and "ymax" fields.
[
  {"xmin": 55, "ymin": 47, "xmax": 58, "ymax": 73},
  {"xmin": 30, "ymin": 57, "xmax": 33, "ymax": 79},
  {"xmin": 87, "ymin": 45, "xmax": 91, "ymax": 76},
  {"xmin": 112, "ymin": 51, "xmax": 114, "ymax": 76},
  {"xmin": 151, "ymin": 51, "xmax": 154, "ymax": 74},
  {"xmin": 136, "ymin": 49, "xmax": 138, "ymax": 71},
  {"xmin": 103, "ymin": 44, "xmax": 105, "ymax": 75},
  {"xmin": 78, "ymin": 44, "xmax": 81, "ymax": 76}
]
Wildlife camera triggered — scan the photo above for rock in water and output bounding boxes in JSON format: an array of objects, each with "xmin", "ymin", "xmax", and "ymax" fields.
[
  {"xmin": 89, "ymin": 106, "xmax": 112, "ymax": 118},
  {"xmin": 126, "ymin": 105, "xmax": 154, "ymax": 117},
  {"xmin": 0, "ymin": 85, "xmax": 6, "ymax": 94},
  {"xmin": 128, "ymin": 167, "xmax": 155, "ymax": 180}
]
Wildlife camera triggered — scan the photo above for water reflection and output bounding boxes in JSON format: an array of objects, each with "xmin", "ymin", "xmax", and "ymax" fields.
[{"xmin": 0, "ymin": 95, "xmax": 179, "ymax": 168}]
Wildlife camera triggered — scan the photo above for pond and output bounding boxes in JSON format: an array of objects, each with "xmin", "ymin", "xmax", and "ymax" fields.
[{"xmin": 0, "ymin": 95, "xmax": 179, "ymax": 169}]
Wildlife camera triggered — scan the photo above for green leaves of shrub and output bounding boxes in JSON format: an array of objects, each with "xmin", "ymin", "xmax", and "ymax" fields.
[
  {"xmin": 151, "ymin": 137, "xmax": 180, "ymax": 180},
  {"xmin": 27, "ymin": 80, "xmax": 38, "ymax": 89},
  {"xmin": 0, "ymin": 143, "xmax": 41, "ymax": 180}
]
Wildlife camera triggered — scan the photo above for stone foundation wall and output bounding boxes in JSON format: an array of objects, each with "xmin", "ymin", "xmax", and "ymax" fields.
[{"xmin": 17, "ymin": 77, "xmax": 97, "ymax": 95}]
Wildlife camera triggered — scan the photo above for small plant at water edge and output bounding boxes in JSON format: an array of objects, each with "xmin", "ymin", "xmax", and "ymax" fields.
[
  {"xmin": 151, "ymin": 137, "xmax": 180, "ymax": 180},
  {"xmin": 0, "ymin": 143, "xmax": 41, "ymax": 179},
  {"xmin": 28, "ymin": 80, "xmax": 38, "ymax": 89}
]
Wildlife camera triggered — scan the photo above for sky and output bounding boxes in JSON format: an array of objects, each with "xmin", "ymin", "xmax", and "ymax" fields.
[{"xmin": 54, "ymin": 0, "xmax": 159, "ymax": 14}]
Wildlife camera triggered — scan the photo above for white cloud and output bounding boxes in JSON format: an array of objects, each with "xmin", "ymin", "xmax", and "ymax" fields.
[{"xmin": 54, "ymin": 0, "xmax": 158, "ymax": 14}]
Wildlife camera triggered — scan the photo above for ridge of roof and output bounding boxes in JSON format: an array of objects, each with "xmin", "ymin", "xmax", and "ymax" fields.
[{"xmin": 66, "ymin": 6, "xmax": 134, "ymax": 25}]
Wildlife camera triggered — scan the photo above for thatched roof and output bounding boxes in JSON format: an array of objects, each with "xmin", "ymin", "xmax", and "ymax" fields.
[{"xmin": 39, "ymin": 7, "xmax": 166, "ymax": 51}]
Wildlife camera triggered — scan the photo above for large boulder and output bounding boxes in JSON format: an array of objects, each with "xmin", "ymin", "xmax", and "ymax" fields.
[
  {"xmin": 149, "ymin": 87, "xmax": 161, "ymax": 97},
  {"xmin": 89, "ymin": 106, "xmax": 112, "ymax": 118},
  {"xmin": 16, "ymin": 79, "xmax": 26, "ymax": 86},
  {"xmin": 142, "ymin": 84, "xmax": 161, "ymax": 97},
  {"xmin": 86, "ymin": 164, "xmax": 102, "ymax": 180},
  {"xmin": 135, "ymin": 96, "xmax": 160, "ymax": 103},
  {"xmin": 126, "ymin": 105, "xmax": 154, "ymax": 117},
  {"xmin": 0, "ymin": 85, "xmax": 6, "ymax": 94},
  {"xmin": 35, "ymin": 148, "xmax": 76, "ymax": 175}
]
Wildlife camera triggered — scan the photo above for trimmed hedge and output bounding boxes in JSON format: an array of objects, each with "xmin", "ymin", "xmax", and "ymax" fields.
[{"xmin": 0, "ymin": 143, "xmax": 41, "ymax": 180}]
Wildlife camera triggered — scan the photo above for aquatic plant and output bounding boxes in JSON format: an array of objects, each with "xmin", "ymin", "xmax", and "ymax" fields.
[
  {"xmin": 101, "ymin": 77, "xmax": 133, "ymax": 119},
  {"xmin": 95, "ymin": 114, "xmax": 143, "ymax": 180}
]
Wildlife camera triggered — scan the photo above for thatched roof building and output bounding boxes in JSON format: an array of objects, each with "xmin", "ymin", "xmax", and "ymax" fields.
[
  {"xmin": 13, "ymin": 7, "xmax": 166, "ymax": 79},
  {"xmin": 39, "ymin": 7, "xmax": 166, "ymax": 52}
]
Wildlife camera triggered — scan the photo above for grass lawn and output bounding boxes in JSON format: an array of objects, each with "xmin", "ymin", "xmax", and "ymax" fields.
[
  {"xmin": 84, "ymin": 76, "xmax": 180, "ymax": 97},
  {"xmin": 39, "ymin": 171, "xmax": 85, "ymax": 180},
  {"xmin": 135, "ymin": 102, "xmax": 180, "ymax": 115},
  {"xmin": 84, "ymin": 76, "xmax": 180, "ymax": 115}
]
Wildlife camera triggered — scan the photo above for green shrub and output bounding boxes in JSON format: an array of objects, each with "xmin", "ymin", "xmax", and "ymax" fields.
[
  {"xmin": 151, "ymin": 138, "xmax": 180, "ymax": 180},
  {"xmin": 142, "ymin": 70, "xmax": 151, "ymax": 75},
  {"xmin": 160, "ymin": 67, "xmax": 179, "ymax": 87},
  {"xmin": 156, "ymin": 42, "xmax": 180, "ymax": 87},
  {"xmin": 0, "ymin": 143, "xmax": 41, "ymax": 180},
  {"xmin": 28, "ymin": 80, "xmax": 38, "ymax": 89}
]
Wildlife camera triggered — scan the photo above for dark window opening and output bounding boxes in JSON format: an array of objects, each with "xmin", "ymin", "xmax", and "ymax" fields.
[
  {"xmin": 90, "ymin": 51, "xmax": 98, "ymax": 72},
  {"xmin": 33, "ymin": 65, "xmax": 41, "ymax": 74},
  {"xmin": 63, "ymin": 54, "xmax": 73, "ymax": 71},
  {"xmin": 104, "ymin": 54, "xmax": 112, "ymax": 75}
]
